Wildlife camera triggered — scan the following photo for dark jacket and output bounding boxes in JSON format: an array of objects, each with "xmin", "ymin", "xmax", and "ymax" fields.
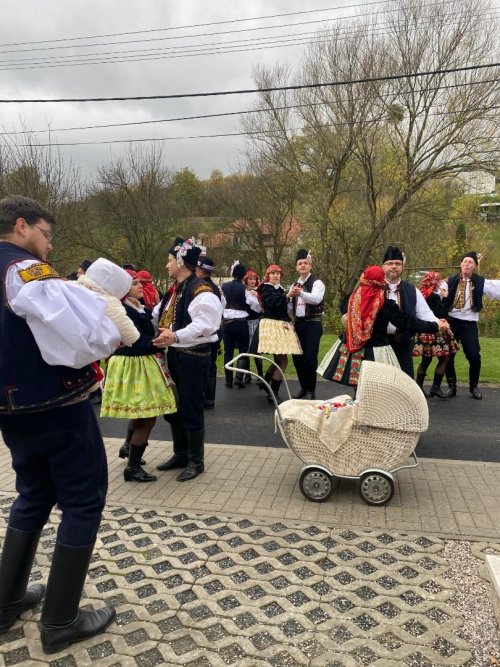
[
  {"xmin": 258, "ymin": 283, "xmax": 289, "ymax": 321},
  {"xmin": 114, "ymin": 304, "xmax": 156, "ymax": 357}
]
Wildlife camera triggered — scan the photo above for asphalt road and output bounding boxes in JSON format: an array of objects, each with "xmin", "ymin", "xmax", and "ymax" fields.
[{"xmin": 95, "ymin": 376, "xmax": 500, "ymax": 463}]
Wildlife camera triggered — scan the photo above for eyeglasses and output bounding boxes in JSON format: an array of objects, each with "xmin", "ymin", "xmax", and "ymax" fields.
[{"xmin": 32, "ymin": 225, "xmax": 53, "ymax": 242}]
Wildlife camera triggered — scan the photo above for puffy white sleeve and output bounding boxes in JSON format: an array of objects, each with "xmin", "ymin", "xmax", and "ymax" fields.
[
  {"xmin": 177, "ymin": 292, "xmax": 223, "ymax": 344},
  {"xmin": 484, "ymin": 279, "xmax": 500, "ymax": 300},
  {"xmin": 415, "ymin": 289, "xmax": 439, "ymax": 322},
  {"xmin": 7, "ymin": 263, "xmax": 121, "ymax": 368}
]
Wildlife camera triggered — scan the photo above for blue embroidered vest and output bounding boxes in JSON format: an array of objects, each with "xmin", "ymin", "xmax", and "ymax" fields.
[{"xmin": 0, "ymin": 242, "xmax": 97, "ymax": 414}]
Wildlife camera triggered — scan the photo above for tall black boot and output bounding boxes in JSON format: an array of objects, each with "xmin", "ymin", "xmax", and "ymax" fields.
[
  {"xmin": 429, "ymin": 372, "xmax": 447, "ymax": 399},
  {"xmin": 157, "ymin": 419, "xmax": 188, "ymax": 471},
  {"xmin": 123, "ymin": 444, "xmax": 157, "ymax": 482},
  {"xmin": 40, "ymin": 542, "xmax": 116, "ymax": 654},
  {"xmin": 416, "ymin": 367, "xmax": 428, "ymax": 397},
  {"xmin": 0, "ymin": 527, "xmax": 45, "ymax": 633},
  {"xmin": 267, "ymin": 379, "xmax": 283, "ymax": 405},
  {"xmin": 447, "ymin": 378, "xmax": 457, "ymax": 398},
  {"xmin": 204, "ymin": 377, "xmax": 217, "ymax": 409},
  {"xmin": 224, "ymin": 368, "xmax": 233, "ymax": 388},
  {"xmin": 234, "ymin": 357, "xmax": 248, "ymax": 388},
  {"xmin": 119, "ymin": 428, "xmax": 145, "ymax": 464},
  {"xmin": 177, "ymin": 430, "xmax": 205, "ymax": 482},
  {"xmin": 260, "ymin": 368, "xmax": 273, "ymax": 392},
  {"xmin": 255, "ymin": 358, "xmax": 264, "ymax": 387}
]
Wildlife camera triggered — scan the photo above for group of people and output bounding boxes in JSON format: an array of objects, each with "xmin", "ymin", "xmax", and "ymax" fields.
[{"xmin": 0, "ymin": 193, "xmax": 499, "ymax": 656}]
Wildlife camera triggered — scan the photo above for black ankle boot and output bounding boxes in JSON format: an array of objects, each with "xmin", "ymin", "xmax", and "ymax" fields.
[
  {"xmin": 177, "ymin": 430, "xmax": 205, "ymax": 482},
  {"xmin": 119, "ymin": 429, "xmax": 145, "ymax": 464},
  {"xmin": 124, "ymin": 444, "xmax": 157, "ymax": 482},
  {"xmin": 157, "ymin": 420, "xmax": 188, "ymax": 471},
  {"xmin": 41, "ymin": 542, "xmax": 116, "ymax": 654},
  {"xmin": 267, "ymin": 379, "xmax": 283, "ymax": 405},
  {"xmin": 429, "ymin": 373, "xmax": 447, "ymax": 398},
  {"xmin": 0, "ymin": 527, "xmax": 44, "ymax": 633}
]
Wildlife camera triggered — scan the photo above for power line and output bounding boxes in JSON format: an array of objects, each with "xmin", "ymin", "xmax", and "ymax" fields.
[
  {"xmin": 0, "ymin": 62, "xmax": 498, "ymax": 103},
  {"xmin": 2, "ymin": 8, "xmax": 497, "ymax": 71},
  {"xmin": 0, "ymin": 1, "xmax": 393, "ymax": 49},
  {"xmin": 4, "ymin": 77, "xmax": 497, "ymax": 135}
]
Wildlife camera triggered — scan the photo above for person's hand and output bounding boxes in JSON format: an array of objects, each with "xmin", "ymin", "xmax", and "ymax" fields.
[
  {"xmin": 288, "ymin": 285, "xmax": 302, "ymax": 298},
  {"xmin": 439, "ymin": 287, "xmax": 448, "ymax": 298},
  {"xmin": 437, "ymin": 319, "xmax": 450, "ymax": 332},
  {"xmin": 153, "ymin": 328, "xmax": 175, "ymax": 347}
]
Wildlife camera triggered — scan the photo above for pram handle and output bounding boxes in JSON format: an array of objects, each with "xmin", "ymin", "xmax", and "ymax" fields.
[{"xmin": 224, "ymin": 353, "xmax": 291, "ymax": 416}]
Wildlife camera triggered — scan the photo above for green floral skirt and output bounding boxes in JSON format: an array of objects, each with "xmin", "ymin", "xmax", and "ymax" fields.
[{"xmin": 101, "ymin": 353, "xmax": 177, "ymax": 419}]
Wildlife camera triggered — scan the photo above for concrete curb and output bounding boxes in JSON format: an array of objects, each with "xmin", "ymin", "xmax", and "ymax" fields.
[{"xmin": 486, "ymin": 554, "xmax": 500, "ymax": 624}]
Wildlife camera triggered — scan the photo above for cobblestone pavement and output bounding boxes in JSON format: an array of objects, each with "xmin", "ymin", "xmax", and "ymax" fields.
[
  {"xmin": 0, "ymin": 496, "xmax": 499, "ymax": 666},
  {"xmin": 0, "ymin": 439, "xmax": 499, "ymax": 665}
]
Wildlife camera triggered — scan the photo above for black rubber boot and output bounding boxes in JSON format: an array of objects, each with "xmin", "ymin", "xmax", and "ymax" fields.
[
  {"xmin": 267, "ymin": 379, "xmax": 283, "ymax": 405},
  {"xmin": 119, "ymin": 428, "xmax": 145, "ymax": 464},
  {"xmin": 429, "ymin": 373, "xmax": 447, "ymax": 398},
  {"xmin": 204, "ymin": 377, "xmax": 216, "ymax": 409},
  {"xmin": 224, "ymin": 369, "xmax": 233, "ymax": 388},
  {"xmin": 416, "ymin": 368, "xmax": 429, "ymax": 397},
  {"xmin": 157, "ymin": 420, "xmax": 189, "ymax": 471},
  {"xmin": 40, "ymin": 542, "xmax": 116, "ymax": 654},
  {"xmin": 123, "ymin": 444, "xmax": 157, "ymax": 482},
  {"xmin": 177, "ymin": 430, "xmax": 205, "ymax": 482},
  {"xmin": 0, "ymin": 527, "xmax": 45, "ymax": 633}
]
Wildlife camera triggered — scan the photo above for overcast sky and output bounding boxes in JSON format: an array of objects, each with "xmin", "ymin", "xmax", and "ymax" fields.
[
  {"xmin": 0, "ymin": 0, "xmax": 348, "ymax": 182},
  {"xmin": 1, "ymin": 0, "xmax": 498, "ymax": 184}
]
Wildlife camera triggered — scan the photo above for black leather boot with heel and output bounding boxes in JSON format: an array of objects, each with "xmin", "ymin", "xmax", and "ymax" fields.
[
  {"xmin": 40, "ymin": 542, "xmax": 116, "ymax": 654},
  {"xmin": 157, "ymin": 420, "xmax": 189, "ymax": 471},
  {"xmin": 177, "ymin": 430, "xmax": 205, "ymax": 482},
  {"xmin": 124, "ymin": 444, "xmax": 156, "ymax": 482},
  {"xmin": 0, "ymin": 527, "xmax": 45, "ymax": 633},
  {"xmin": 429, "ymin": 372, "xmax": 447, "ymax": 399}
]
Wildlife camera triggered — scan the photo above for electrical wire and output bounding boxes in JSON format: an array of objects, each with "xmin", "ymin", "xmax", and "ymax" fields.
[{"xmin": 0, "ymin": 62, "xmax": 498, "ymax": 103}]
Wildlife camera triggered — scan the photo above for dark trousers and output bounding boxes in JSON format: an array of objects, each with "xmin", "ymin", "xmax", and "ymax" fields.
[
  {"xmin": 222, "ymin": 319, "xmax": 249, "ymax": 366},
  {"xmin": 292, "ymin": 318, "xmax": 323, "ymax": 392},
  {"xmin": 0, "ymin": 401, "xmax": 107, "ymax": 547},
  {"xmin": 445, "ymin": 317, "xmax": 481, "ymax": 387},
  {"xmin": 387, "ymin": 336, "xmax": 414, "ymax": 378},
  {"xmin": 165, "ymin": 346, "xmax": 210, "ymax": 432}
]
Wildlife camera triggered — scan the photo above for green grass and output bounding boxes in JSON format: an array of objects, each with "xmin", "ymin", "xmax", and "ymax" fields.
[{"xmin": 217, "ymin": 334, "xmax": 500, "ymax": 384}]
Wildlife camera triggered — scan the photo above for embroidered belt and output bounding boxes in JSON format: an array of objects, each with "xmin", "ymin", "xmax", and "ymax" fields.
[{"xmin": 177, "ymin": 345, "xmax": 211, "ymax": 357}]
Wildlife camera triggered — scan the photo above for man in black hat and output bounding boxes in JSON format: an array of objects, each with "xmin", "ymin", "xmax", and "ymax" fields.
[
  {"xmin": 221, "ymin": 261, "xmax": 250, "ymax": 388},
  {"xmin": 195, "ymin": 256, "xmax": 222, "ymax": 409},
  {"xmin": 152, "ymin": 238, "xmax": 223, "ymax": 480},
  {"xmin": 288, "ymin": 249, "xmax": 325, "ymax": 399},
  {"xmin": 381, "ymin": 245, "xmax": 441, "ymax": 378},
  {"xmin": 444, "ymin": 251, "xmax": 500, "ymax": 399}
]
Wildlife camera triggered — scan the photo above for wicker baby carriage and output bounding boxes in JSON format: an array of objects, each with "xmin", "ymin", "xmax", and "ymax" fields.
[{"xmin": 225, "ymin": 355, "xmax": 427, "ymax": 506}]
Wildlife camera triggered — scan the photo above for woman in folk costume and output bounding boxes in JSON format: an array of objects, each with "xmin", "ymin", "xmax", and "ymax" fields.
[
  {"xmin": 101, "ymin": 269, "xmax": 177, "ymax": 483},
  {"xmin": 413, "ymin": 271, "xmax": 459, "ymax": 398},
  {"xmin": 243, "ymin": 269, "xmax": 264, "ymax": 383},
  {"xmin": 318, "ymin": 265, "xmax": 443, "ymax": 388},
  {"xmin": 137, "ymin": 269, "xmax": 160, "ymax": 311},
  {"xmin": 249, "ymin": 264, "xmax": 302, "ymax": 403}
]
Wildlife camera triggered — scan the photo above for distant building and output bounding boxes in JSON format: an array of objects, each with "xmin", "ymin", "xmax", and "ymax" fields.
[{"xmin": 479, "ymin": 202, "xmax": 500, "ymax": 222}]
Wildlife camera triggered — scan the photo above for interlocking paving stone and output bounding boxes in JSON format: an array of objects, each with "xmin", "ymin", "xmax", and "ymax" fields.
[{"xmin": 0, "ymin": 499, "xmax": 483, "ymax": 666}]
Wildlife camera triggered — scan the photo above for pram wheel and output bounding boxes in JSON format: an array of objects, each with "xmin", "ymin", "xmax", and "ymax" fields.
[
  {"xmin": 299, "ymin": 467, "xmax": 334, "ymax": 503},
  {"xmin": 359, "ymin": 471, "xmax": 394, "ymax": 506}
]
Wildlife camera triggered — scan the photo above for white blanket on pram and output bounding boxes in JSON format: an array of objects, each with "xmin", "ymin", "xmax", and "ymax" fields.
[{"xmin": 277, "ymin": 396, "xmax": 356, "ymax": 454}]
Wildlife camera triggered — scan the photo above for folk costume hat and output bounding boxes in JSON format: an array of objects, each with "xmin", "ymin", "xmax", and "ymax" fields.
[
  {"xmin": 264, "ymin": 264, "xmax": 283, "ymax": 282},
  {"xmin": 198, "ymin": 255, "xmax": 216, "ymax": 273},
  {"xmin": 461, "ymin": 251, "xmax": 478, "ymax": 265},
  {"xmin": 295, "ymin": 248, "xmax": 312, "ymax": 263},
  {"xmin": 382, "ymin": 245, "xmax": 404, "ymax": 264},
  {"xmin": 84, "ymin": 257, "xmax": 133, "ymax": 300},
  {"xmin": 230, "ymin": 260, "xmax": 246, "ymax": 280},
  {"xmin": 346, "ymin": 265, "xmax": 386, "ymax": 353},
  {"xmin": 169, "ymin": 237, "xmax": 202, "ymax": 269},
  {"xmin": 243, "ymin": 269, "xmax": 260, "ymax": 285},
  {"xmin": 418, "ymin": 272, "xmax": 442, "ymax": 301}
]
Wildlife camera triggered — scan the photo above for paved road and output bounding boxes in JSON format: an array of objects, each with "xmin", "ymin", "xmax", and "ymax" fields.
[{"xmin": 96, "ymin": 377, "xmax": 500, "ymax": 463}]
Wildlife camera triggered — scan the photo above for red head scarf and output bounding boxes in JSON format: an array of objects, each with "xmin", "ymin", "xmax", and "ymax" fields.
[
  {"xmin": 124, "ymin": 268, "xmax": 138, "ymax": 280},
  {"xmin": 346, "ymin": 265, "xmax": 386, "ymax": 353},
  {"xmin": 136, "ymin": 269, "xmax": 160, "ymax": 310},
  {"xmin": 418, "ymin": 271, "xmax": 442, "ymax": 301},
  {"xmin": 264, "ymin": 264, "xmax": 283, "ymax": 283},
  {"xmin": 243, "ymin": 269, "xmax": 260, "ymax": 285}
]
